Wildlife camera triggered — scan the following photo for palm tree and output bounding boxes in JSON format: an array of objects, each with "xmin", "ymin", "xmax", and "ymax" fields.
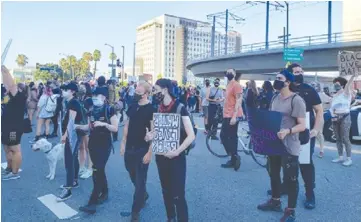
[
  {"xmin": 109, "ymin": 52, "xmax": 117, "ymax": 61},
  {"xmin": 82, "ymin": 52, "xmax": 93, "ymax": 62},
  {"xmin": 15, "ymin": 54, "xmax": 29, "ymax": 68},
  {"xmin": 93, "ymin": 49, "xmax": 101, "ymax": 76}
]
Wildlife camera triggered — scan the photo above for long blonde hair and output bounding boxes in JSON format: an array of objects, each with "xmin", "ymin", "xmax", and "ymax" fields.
[{"xmin": 248, "ymin": 80, "xmax": 259, "ymax": 96}]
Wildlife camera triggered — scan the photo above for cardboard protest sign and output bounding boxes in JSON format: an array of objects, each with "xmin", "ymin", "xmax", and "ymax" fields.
[
  {"xmin": 338, "ymin": 51, "xmax": 361, "ymax": 76},
  {"xmin": 152, "ymin": 113, "xmax": 181, "ymax": 154},
  {"xmin": 247, "ymin": 108, "xmax": 287, "ymax": 156},
  {"xmin": 298, "ymin": 112, "xmax": 311, "ymax": 164}
]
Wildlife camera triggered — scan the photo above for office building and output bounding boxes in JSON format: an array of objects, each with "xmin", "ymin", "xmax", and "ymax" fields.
[{"xmin": 136, "ymin": 14, "xmax": 241, "ymax": 85}]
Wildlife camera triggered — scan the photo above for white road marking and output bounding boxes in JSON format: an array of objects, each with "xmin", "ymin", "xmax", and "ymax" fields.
[
  {"xmin": 37, "ymin": 194, "xmax": 78, "ymax": 219},
  {"xmin": 1, "ymin": 162, "xmax": 22, "ymax": 172}
]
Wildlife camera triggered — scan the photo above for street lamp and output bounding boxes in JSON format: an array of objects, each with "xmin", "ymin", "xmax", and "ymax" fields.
[
  {"xmin": 105, "ymin": 43, "xmax": 115, "ymax": 78},
  {"xmin": 59, "ymin": 53, "xmax": 73, "ymax": 80},
  {"xmin": 121, "ymin": 45, "xmax": 125, "ymax": 83}
]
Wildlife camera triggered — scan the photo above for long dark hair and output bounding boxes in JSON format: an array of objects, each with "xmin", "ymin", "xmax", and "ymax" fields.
[{"xmin": 262, "ymin": 81, "xmax": 274, "ymax": 93}]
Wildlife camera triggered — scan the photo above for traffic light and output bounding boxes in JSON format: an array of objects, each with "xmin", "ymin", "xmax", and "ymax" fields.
[{"xmin": 116, "ymin": 59, "xmax": 121, "ymax": 67}]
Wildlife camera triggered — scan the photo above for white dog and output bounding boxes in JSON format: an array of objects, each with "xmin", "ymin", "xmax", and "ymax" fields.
[{"xmin": 31, "ymin": 138, "xmax": 64, "ymax": 180}]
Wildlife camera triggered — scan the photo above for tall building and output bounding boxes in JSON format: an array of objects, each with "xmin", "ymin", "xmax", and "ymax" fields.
[
  {"xmin": 136, "ymin": 14, "xmax": 241, "ymax": 85},
  {"xmin": 342, "ymin": 0, "xmax": 361, "ymax": 33}
]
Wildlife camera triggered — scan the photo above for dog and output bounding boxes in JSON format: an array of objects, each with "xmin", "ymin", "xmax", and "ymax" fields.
[{"xmin": 31, "ymin": 138, "xmax": 64, "ymax": 180}]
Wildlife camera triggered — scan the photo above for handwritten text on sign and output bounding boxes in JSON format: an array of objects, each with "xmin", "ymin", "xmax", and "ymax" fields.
[
  {"xmin": 338, "ymin": 51, "xmax": 361, "ymax": 76},
  {"xmin": 152, "ymin": 113, "xmax": 180, "ymax": 154}
]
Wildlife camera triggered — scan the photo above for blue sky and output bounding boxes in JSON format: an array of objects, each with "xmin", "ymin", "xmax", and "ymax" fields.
[{"xmin": 1, "ymin": 1, "xmax": 342, "ymax": 74}]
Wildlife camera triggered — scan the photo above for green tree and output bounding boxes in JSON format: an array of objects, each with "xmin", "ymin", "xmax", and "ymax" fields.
[
  {"xmin": 59, "ymin": 58, "xmax": 71, "ymax": 74},
  {"xmin": 109, "ymin": 52, "xmax": 117, "ymax": 61},
  {"xmin": 157, "ymin": 73, "xmax": 163, "ymax": 79},
  {"xmin": 15, "ymin": 54, "xmax": 29, "ymax": 68},
  {"xmin": 93, "ymin": 49, "xmax": 101, "ymax": 76},
  {"xmin": 34, "ymin": 70, "xmax": 52, "ymax": 81},
  {"xmin": 78, "ymin": 58, "xmax": 90, "ymax": 77},
  {"xmin": 82, "ymin": 52, "xmax": 93, "ymax": 63}
]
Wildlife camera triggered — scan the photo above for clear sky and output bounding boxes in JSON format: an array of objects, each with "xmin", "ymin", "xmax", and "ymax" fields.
[{"xmin": 1, "ymin": 1, "xmax": 342, "ymax": 74}]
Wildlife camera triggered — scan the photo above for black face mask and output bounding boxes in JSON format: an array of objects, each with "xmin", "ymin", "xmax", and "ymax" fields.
[
  {"xmin": 294, "ymin": 75, "xmax": 304, "ymax": 84},
  {"xmin": 155, "ymin": 92, "xmax": 165, "ymax": 103},
  {"xmin": 133, "ymin": 93, "xmax": 144, "ymax": 102},
  {"xmin": 226, "ymin": 73, "xmax": 234, "ymax": 81},
  {"xmin": 273, "ymin": 80, "xmax": 285, "ymax": 91},
  {"xmin": 214, "ymin": 82, "xmax": 220, "ymax": 87},
  {"xmin": 205, "ymin": 82, "xmax": 210, "ymax": 87}
]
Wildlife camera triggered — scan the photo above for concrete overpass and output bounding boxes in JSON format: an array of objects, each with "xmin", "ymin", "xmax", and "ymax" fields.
[{"xmin": 186, "ymin": 30, "xmax": 361, "ymax": 83}]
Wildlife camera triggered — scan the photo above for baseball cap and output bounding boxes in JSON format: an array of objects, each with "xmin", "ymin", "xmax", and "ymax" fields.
[
  {"xmin": 93, "ymin": 87, "xmax": 108, "ymax": 97},
  {"xmin": 63, "ymin": 82, "xmax": 78, "ymax": 92}
]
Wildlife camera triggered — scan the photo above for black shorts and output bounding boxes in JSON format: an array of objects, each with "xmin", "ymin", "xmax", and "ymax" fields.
[{"xmin": 1, "ymin": 130, "xmax": 23, "ymax": 146}]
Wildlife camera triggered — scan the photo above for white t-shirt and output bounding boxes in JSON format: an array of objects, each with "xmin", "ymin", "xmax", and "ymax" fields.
[
  {"xmin": 200, "ymin": 87, "xmax": 210, "ymax": 106},
  {"xmin": 128, "ymin": 85, "xmax": 135, "ymax": 96}
]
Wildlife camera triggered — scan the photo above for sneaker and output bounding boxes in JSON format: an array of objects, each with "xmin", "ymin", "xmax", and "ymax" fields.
[
  {"xmin": 60, "ymin": 181, "xmax": 79, "ymax": 189},
  {"xmin": 80, "ymin": 169, "xmax": 92, "ymax": 179},
  {"xmin": 257, "ymin": 199, "xmax": 282, "ymax": 212},
  {"xmin": 79, "ymin": 204, "xmax": 96, "ymax": 214},
  {"xmin": 304, "ymin": 191, "xmax": 315, "ymax": 210},
  {"xmin": 2, "ymin": 167, "xmax": 12, "ymax": 175},
  {"xmin": 332, "ymin": 157, "xmax": 344, "ymax": 163},
  {"xmin": 221, "ymin": 160, "xmax": 233, "ymax": 168},
  {"xmin": 280, "ymin": 208, "xmax": 296, "ymax": 222},
  {"xmin": 130, "ymin": 212, "xmax": 139, "ymax": 222},
  {"xmin": 318, "ymin": 151, "xmax": 324, "ymax": 158},
  {"xmin": 56, "ymin": 189, "xmax": 72, "ymax": 202},
  {"xmin": 342, "ymin": 158, "xmax": 352, "ymax": 167},
  {"xmin": 2, "ymin": 172, "xmax": 20, "ymax": 181},
  {"xmin": 233, "ymin": 155, "xmax": 241, "ymax": 171}
]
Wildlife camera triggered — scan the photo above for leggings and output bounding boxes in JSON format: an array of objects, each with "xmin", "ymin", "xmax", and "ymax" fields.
[{"xmin": 333, "ymin": 115, "xmax": 352, "ymax": 157}]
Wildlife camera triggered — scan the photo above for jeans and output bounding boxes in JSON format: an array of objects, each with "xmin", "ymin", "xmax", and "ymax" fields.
[
  {"xmin": 220, "ymin": 118, "xmax": 239, "ymax": 158},
  {"xmin": 64, "ymin": 132, "xmax": 81, "ymax": 187},
  {"xmin": 207, "ymin": 104, "xmax": 218, "ymax": 132},
  {"xmin": 268, "ymin": 154, "xmax": 299, "ymax": 208},
  {"xmin": 88, "ymin": 140, "xmax": 112, "ymax": 204},
  {"xmin": 124, "ymin": 147, "xmax": 150, "ymax": 213},
  {"xmin": 156, "ymin": 154, "xmax": 188, "ymax": 222}
]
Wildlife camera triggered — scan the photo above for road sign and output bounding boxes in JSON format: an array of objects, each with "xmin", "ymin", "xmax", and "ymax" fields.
[
  {"xmin": 108, "ymin": 64, "xmax": 116, "ymax": 68},
  {"xmin": 283, "ymin": 48, "xmax": 304, "ymax": 62}
]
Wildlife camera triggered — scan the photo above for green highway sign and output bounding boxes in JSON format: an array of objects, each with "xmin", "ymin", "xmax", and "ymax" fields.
[{"xmin": 283, "ymin": 48, "xmax": 304, "ymax": 62}]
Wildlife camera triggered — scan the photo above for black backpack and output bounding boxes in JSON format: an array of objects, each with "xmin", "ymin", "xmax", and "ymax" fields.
[{"xmin": 176, "ymin": 103, "xmax": 197, "ymax": 155}]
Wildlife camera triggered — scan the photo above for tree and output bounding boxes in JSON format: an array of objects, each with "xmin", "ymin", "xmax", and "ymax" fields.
[
  {"xmin": 93, "ymin": 49, "xmax": 101, "ymax": 76},
  {"xmin": 157, "ymin": 73, "xmax": 163, "ymax": 80},
  {"xmin": 34, "ymin": 69, "xmax": 52, "ymax": 82},
  {"xmin": 78, "ymin": 58, "xmax": 90, "ymax": 77},
  {"xmin": 82, "ymin": 52, "xmax": 93, "ymax": 63},
  {"xmin": 15, "ymin": 54, "xmax": 29, "ymax": 68},
  {"xmin": 109, "ymin": 52, "xmax": 117, "ymax": 61}
]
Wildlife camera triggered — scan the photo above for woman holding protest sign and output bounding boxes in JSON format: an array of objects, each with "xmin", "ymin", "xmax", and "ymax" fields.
[
  {"xmin": 257, "ymin": 69, "xmax": 306, "ymax": 222},
  {"xmin": 151, "ymin": 78, "xmax": 195, "ymax": 222},
  {"xmin": 330, "ymin": 75, "xmax": 356, "ymax": 166}
]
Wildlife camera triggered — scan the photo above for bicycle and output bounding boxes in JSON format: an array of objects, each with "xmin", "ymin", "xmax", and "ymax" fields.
[{"xmin": 205, "ymin": 112, "xmax": 267, "ymax": 168}]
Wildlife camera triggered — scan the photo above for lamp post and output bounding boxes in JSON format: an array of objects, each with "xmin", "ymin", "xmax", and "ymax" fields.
[
  {"xmin": 59, "ymin": 53, "xmax": 73, "ymax": 80},
  {"xmin": 105, "ymin": 43, "xmax": 115, "ymax": 78},
  {"xmin": 285, "ymin": 1, "xmax": 289, "ymax": 46},
  {"xmin": 121, "ymin": 45, "xmax": 125, "ymax": 82}
]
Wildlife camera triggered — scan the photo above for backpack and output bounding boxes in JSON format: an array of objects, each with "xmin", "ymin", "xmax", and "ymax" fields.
[
  {"xmin": 45, "ymin": 95, "xmax": 58, "ymax": 113},
  {"xmin": 270, "ymin": 93, "xmax": 310, "ymax": 145},
  {"xmin": 176, "ymin": 103, "xmax": 197, "ymax": 155}
]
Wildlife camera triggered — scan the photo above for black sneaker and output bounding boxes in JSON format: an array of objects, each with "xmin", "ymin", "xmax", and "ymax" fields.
[
  {"xmin": 79, "ymin": 204, "xmax": 96, "ymax": 214},
  {"xmin": 130, "ymin": 212, "xmax": 139, "ymax": 222},
  {"xmin": 280, "ymin": 208, "xmax": 296, "ymax": 222},
  {"xmin": 97, "ymin": 192, "xmax": 108, "ymax": 205},
  {"xmin": 56, "ymin": 189, "xmax": 72, "ymax": 202},
  {"xmin": 257, "ymin": 199, "xmax": 282, "ymax": 212},
  {"xmin": 221, "ymin": 160, "xmax": 233, "ymax": 168},
  {"xmin": 233, "ymin": 155, "xmax": 241, "ymax": 171},
  {"xmin": 304, "ymin": 192, "xmax": 315, "ymax": 210},
  {"xmin": 2, "ymin": 167, "xmax": 12, "ymax": 175},
  {"xmin": 60, "ymin": 181, "xmax": 79, "ymax": 189}
]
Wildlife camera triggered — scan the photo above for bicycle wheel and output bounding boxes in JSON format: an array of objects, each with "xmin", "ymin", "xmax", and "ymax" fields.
[
  {"xmin": 206, "ymin": 126, "xmax": 228, "ymax": 158},
  {"xmin": 249, "ymin": 143, "xmax": 267, "ymax": 168}
]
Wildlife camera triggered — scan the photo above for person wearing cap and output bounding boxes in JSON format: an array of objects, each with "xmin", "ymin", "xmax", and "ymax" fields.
[
  {"xmin": 77, "ymin": 86, "xmax": 118, "ymax": 214},
  {"xmin": 257, "ymin": 69, "xmax": 306, "ymax": 222},
  {"xmin": 57, "ymin": 82, "xmax": 84, "ymax": 202},
  {"xmin": 151, "ymin": 78, "xmax": 195, "ymax": 222}
]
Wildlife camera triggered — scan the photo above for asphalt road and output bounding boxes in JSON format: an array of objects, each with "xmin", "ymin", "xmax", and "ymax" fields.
[{"xmin": 2, "ymin": 117, "xmax": 361, "ymax": 222}]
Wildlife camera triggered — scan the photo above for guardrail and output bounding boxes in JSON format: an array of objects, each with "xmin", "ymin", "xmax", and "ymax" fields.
[{"xmin": 189, "ymin": 30, "xmax": 361, "ymax": 61}]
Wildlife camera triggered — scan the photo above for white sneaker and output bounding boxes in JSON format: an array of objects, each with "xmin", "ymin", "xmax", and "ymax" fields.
[
  {"xmin": 80, "ymin": 169, "xmax": 92, "ymax": 179},
  {"xmin": 332, "ymin": 157, "xmax": 344, "ymax": 163},
  {"xmin": 342, "ymin": 158, "xmax": 352, "ymax": 167}
]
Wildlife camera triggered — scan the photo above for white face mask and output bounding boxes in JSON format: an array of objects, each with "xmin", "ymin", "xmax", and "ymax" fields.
[
  {"xmin": 92, "ymin": 96, "xmax": 104, "ymax": 107},
  {"xmin": 62, "ymin": 90, "xmax": 71, "ymax": 99}
]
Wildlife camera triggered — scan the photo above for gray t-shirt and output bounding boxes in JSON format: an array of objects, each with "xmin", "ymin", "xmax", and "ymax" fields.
[
  {"xmin": 270, "ymin": 93, "xmax": 306, "ymax": 156},
  {"xmin": 209, "ymin": 87, "xmax": 224, "ymax": 105},
  {"xmin": 201, "ymin": 87, "xmax": 210, "ymax": 106}
]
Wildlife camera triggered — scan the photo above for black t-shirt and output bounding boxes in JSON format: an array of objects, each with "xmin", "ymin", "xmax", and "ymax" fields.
[
  {"xmin": 2, "ymin": 91, "xmax": 27, "ymax": 132},
  {"xmin": 294, "ymin": 83, "xmax": 322, "ymax": 128},
  {"xmin": 62, "ymin": 98, "xmax": 83, "ymax": 135},
  {"xmin": 126, "ymin": 103, "xmax": 155, "ymax": 148}
]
